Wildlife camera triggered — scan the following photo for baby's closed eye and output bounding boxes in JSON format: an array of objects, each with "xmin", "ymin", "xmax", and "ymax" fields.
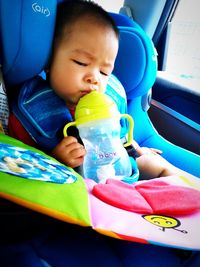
[{"xmin": 73, "ymin": 59, "xmax": 87, "ymax": 66}]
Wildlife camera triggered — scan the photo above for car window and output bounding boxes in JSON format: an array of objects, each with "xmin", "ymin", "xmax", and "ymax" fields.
[
  {"xmin": 164, "ymin": 0, "xmax": 200, "ymax": 93},
  {"xmin": 95, "ymin": 0, "xmax": 124, "ymax": 12}
]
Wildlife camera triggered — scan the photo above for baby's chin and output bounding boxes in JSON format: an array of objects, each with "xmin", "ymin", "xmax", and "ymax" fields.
[
  {"xmin": 65, "ymin": 93, "xmax": 88, "ymax": 108},
  {"xmin": 65, "ymin": 99, "xmax": 78, "ymax": 109}
]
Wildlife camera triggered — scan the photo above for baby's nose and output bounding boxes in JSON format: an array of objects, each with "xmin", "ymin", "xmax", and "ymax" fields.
[
  {"xmin": 85, "ymin": 70, "xmax": 99, "ymax": 84},
  {"xmin": 86, "ymin": 75, "xmax": 98, "ymax": 84}
]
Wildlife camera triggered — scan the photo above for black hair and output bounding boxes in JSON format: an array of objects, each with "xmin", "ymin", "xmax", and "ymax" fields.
[{"xmin": 54, "ymin": 0, "xmax": 119, "ymax": 45}]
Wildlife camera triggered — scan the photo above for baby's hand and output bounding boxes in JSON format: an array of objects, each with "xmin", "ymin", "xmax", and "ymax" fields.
[
  {"xmin": 51, "ymin": 136, "xmax": 86, "ymax": 168},
  {"xmin": 136, "ymin": 146, "xmax": 162, "ymax": 156},
  {"xmin": 131, "ymin": 140, "xmax": 162, "ymax": 157}
]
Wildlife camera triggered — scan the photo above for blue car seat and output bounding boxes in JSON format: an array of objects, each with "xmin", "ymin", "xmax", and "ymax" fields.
[{"xmin": 0, "ymin": 0, "xmax": 199, "ymax": 180}]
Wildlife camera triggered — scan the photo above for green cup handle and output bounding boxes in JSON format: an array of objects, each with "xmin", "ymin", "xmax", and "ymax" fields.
[
  {"xmin": 120, "ymin": 114, "xmax": 134, "ymax": 147},
  {"xmin": 63, "ymin": 121, "xmax": 77, "ymax": 137},
  {"xmin": 63, "ymin": 114, "xmax": 134, "ymax": 146}
]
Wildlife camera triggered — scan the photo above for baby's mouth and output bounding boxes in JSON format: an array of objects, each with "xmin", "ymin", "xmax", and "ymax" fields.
[{"xmin": 80, "ymin": 90, "xmax": 92, "ymax": 96}]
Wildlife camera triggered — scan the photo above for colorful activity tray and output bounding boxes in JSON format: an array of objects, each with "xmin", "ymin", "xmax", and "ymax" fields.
[{"xmin": 0, "ymin": 133, "xmax": 200, "ymax": 251}]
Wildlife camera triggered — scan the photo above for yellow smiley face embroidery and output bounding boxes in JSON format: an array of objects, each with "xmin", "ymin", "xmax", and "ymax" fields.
[{"xmin": 142, "ymin": 214, "xmax": 187, "ymax": 234}]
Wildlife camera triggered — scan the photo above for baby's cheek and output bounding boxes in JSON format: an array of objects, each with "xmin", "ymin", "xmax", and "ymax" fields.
[{"xmin": 99, "ymin": 81, "xmax": 107, "ymax": 93}]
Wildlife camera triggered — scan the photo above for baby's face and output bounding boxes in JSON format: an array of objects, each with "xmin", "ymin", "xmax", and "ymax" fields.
[{"xmin": 49, "ymin": 17, "xmax": 119, "ymax": 109}]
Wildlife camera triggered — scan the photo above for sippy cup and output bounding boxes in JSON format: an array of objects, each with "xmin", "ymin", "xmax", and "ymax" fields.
[{"xmin": 63, "ymin": 91, "xmax": 134, "ymax": 183}]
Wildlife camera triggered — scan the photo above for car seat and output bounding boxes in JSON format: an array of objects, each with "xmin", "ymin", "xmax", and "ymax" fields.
[{"xmin": 0, "ymin": 0, "xmax": 199, "ymax": 178}]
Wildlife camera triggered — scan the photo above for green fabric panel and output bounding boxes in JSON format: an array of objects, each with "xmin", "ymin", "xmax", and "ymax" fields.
[{"xmin": 0, "ymin": 133, "xmax": 91, "ymax": 225}]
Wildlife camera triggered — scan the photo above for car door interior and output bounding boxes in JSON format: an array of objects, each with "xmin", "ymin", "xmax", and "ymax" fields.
[{"xmin": 150, "ymin": 75, "xmax": 200, "ymax": 155}]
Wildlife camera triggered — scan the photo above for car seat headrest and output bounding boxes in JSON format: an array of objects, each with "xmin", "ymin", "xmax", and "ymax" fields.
[
  {"xmin": 0, "ymin": 0, "xmax": 57, "ymax": 86},
  {"xmin": 110, "ymin": 13, "xmax": 157, "ymax": 99},
  {"xmin": 0, "ymin": 3, "xmax": 157, "ymax": 99}
]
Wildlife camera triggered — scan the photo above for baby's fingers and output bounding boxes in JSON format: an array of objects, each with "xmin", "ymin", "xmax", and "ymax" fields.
[
  {"xmin": 69, "ymin": 142, "xmax": 86, "ymax": 158},
  {"xmin": 150, "ymin": 148, "xmax": 162, "ymax": 154}
]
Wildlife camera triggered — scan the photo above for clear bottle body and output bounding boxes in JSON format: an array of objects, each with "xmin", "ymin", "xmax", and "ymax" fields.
[{"xmin": 78, "ymin": 118, "xmax": 132, "ymax": 183}]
